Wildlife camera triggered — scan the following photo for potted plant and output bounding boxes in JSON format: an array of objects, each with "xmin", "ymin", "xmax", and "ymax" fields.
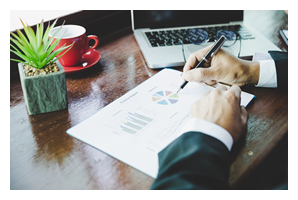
[{"xmin": 10, "ymin": 18, "xmax": 73, "ymax": 115}]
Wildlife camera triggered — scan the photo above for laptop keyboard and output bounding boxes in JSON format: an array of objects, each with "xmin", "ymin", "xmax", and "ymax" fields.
[{"xmin": 145, "ymin": 25, "xmax": 254, "ymax": 47}]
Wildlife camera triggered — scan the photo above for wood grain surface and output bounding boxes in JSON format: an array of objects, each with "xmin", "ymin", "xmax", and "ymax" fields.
[{"xmin": 10, "ymin": 10, "xmax": 288, "ymax": 189}]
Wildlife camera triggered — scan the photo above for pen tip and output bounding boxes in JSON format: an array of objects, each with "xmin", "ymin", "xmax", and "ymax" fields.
[{"xmin": 176, "ymin": 88, "xmax": 181, "ymax": 94}]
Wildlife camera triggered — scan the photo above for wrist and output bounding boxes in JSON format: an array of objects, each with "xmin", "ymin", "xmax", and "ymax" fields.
[
  {"xmin": 250, "ymin": 61, "xmax": 260, "ymax": 85},
  {"xmin": 241, "ymin": 60, "xmax": 260, "ymax": 85}
]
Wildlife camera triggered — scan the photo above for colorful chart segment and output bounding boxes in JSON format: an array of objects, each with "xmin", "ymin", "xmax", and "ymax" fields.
[{"xmin": 152, "ymin": 91, "xmax": 179, "ymax": 105}]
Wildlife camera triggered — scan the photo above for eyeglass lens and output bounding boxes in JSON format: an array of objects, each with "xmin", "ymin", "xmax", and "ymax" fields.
[
  {"xmin": 187, "ymin": 28, "xmax": 237, "ymax": 47},
  {"xmin": 188, "ymin": 29, "xmax": 208, "ymax": 45}
]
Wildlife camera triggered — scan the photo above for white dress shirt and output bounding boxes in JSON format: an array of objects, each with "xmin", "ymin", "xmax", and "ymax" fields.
[
  {"xmin": 180, "ymin": 52, "xmax": 277, "ymax": 151},
  {"xmin": 253, "ymin": 52, "xmax": 277, "ymax": 88}
]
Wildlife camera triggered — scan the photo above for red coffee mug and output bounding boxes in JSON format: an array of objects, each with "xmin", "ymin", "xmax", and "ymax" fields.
[{"xmin": 49, "ymin": 25, "xmax": 99, "ymax": 67}]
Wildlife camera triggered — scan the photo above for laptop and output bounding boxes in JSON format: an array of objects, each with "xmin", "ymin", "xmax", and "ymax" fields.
[{"xmin": 131, "ymin": 10, "xmax": 281, "ymax": 69}]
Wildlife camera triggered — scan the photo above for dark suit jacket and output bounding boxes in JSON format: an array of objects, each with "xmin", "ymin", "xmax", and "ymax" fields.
[
  {"xmin": 269, "ymin": 51, "xmax": 288, "ymax": 90},
  {"xmin": 150, "ymin": 51, "xmax": 288, "ymax": 190},
  {"xmin": 150, "ymin": 132, "xmax": 230, "ymax": 189}
]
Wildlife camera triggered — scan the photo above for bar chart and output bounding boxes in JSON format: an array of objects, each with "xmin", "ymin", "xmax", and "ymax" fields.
[
  {"xmin": 120, "ymin": 112, "xmax": 154, "ymax": 134},
  {"xmin": 105, "ymin": 110, "xmax": 155, "ymax": 136}
]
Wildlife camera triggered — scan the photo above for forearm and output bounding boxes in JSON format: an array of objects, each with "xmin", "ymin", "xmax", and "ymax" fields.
[{"xmin": 240, "ymin": 59, "xmax": 260, "ymax": 86}]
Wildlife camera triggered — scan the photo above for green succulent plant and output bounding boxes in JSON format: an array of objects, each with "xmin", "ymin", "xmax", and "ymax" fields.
[{"xmin": 10, "ymin": 18, "xmax": 73, "ymax": 69}]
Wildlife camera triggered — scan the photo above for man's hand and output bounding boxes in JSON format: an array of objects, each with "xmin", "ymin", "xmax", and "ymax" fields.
[
  {"xmin": 183, "ymin": 45, "xmax": 260, "ymax": 86},
  {"xmin": 191, "ymin": 85, "xmax": 248, "ymax": 143}
]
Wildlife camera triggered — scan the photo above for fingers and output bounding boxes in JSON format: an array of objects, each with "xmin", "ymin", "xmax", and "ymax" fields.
[
  {"xmin": 219, "ymin": 85, "xmax": 248, "ymax": 128},
  {"xmin": 204, "ymin": 80, "xmax": 217, "ymax": 86},
  {"xmin": 228, "ymin": 85, "xmax": 241, "ymax": 99},
  {"xmin": 183, "ymin": 44, "xmax": 214, "ymax": 73},
  {"xmin": 215, "ymin": 85, "xmax": 228, "ymax": 91},
  {"xmin": 208, "ymin": 85, "xmax": 227, "ymax": 99},
  {"xmin": 214, "ymin": 85, "xmax": 242, "ymax": 106},
  {"xmin": 182, "ymin": 67, "xmax": 217, "ymax": 83},
  {"xmin": 183, "ymin": 53, "xmax": 197, "ymax": 73}
]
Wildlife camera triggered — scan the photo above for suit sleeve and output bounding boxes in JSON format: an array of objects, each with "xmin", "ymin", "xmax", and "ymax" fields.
[
  {"xmin": 268, "ymin": 51, "xmax": 288, "ymax": 90},
  {"xmin": 150, "ymin": 132, "xmax": 230, "ymax": 190}
]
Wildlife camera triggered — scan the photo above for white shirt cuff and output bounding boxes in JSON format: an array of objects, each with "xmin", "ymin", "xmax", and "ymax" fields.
[
  {"xmin": 178, "ymin": 118, "xmax": 233, "ymax": 151},
  {"xmin": 253, "ymin": 52, "xmax": 277, "ymax": 88}
]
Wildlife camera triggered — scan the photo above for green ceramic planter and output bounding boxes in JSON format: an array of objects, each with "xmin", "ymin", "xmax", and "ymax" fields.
[{"xmin": 18, "ymin": 60, "xmax": 68, "ymax": 115}]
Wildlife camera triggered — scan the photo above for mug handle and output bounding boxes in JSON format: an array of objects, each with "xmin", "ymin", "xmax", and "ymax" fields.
[{"xmin": 85, "ymin": 35, "xmax": 99, "ymax": 53}]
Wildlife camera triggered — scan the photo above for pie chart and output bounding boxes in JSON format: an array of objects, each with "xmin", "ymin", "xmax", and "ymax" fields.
[{"xmin": 152, "ymin": 91, "xmax": 179, "ymax": 105}]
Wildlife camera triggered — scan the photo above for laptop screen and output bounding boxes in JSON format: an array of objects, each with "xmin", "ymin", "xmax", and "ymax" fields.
[{"xmin": 133, "ymin": 10, "xmax": 243, "ymax": 29}]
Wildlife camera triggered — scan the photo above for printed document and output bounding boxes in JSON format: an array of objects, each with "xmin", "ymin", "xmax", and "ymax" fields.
[{"xmin": 67, "ymin": 68, "xmax": 255, "ymax": 178}]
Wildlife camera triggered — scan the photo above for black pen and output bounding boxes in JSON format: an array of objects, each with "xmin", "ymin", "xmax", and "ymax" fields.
[{"xmin": 176, "ymin": 35, "xmax": 226, "ymax": 94}]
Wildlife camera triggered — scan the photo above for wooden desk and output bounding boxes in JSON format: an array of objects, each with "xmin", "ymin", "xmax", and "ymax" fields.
[{"xmin": 10, "ymin": 10, "xmax": 288, "ymax": 189}]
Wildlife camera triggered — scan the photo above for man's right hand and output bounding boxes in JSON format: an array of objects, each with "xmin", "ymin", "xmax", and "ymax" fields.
[
  {"xmin": 182, "ymin": 44, "xmax": 260, "ymax": 86},
  {"xmin": 191, "ymin": 85, "xmax": 248, "ymax": 143}
]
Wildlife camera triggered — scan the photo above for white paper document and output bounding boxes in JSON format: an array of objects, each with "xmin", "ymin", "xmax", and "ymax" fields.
[{"xmin": 67, "ymin": 68, "xmax": 255, "ymax": 178}]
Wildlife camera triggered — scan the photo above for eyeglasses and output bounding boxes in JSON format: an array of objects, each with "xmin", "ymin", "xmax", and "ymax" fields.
[{"xmin": 181, "ymin": 28, "xmax": 242, "ymax": 63}]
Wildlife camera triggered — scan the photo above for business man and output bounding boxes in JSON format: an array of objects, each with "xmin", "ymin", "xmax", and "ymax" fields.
[{"xmin": 150, "ymin": 45, "xmax": 288, "ymax": 190}]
